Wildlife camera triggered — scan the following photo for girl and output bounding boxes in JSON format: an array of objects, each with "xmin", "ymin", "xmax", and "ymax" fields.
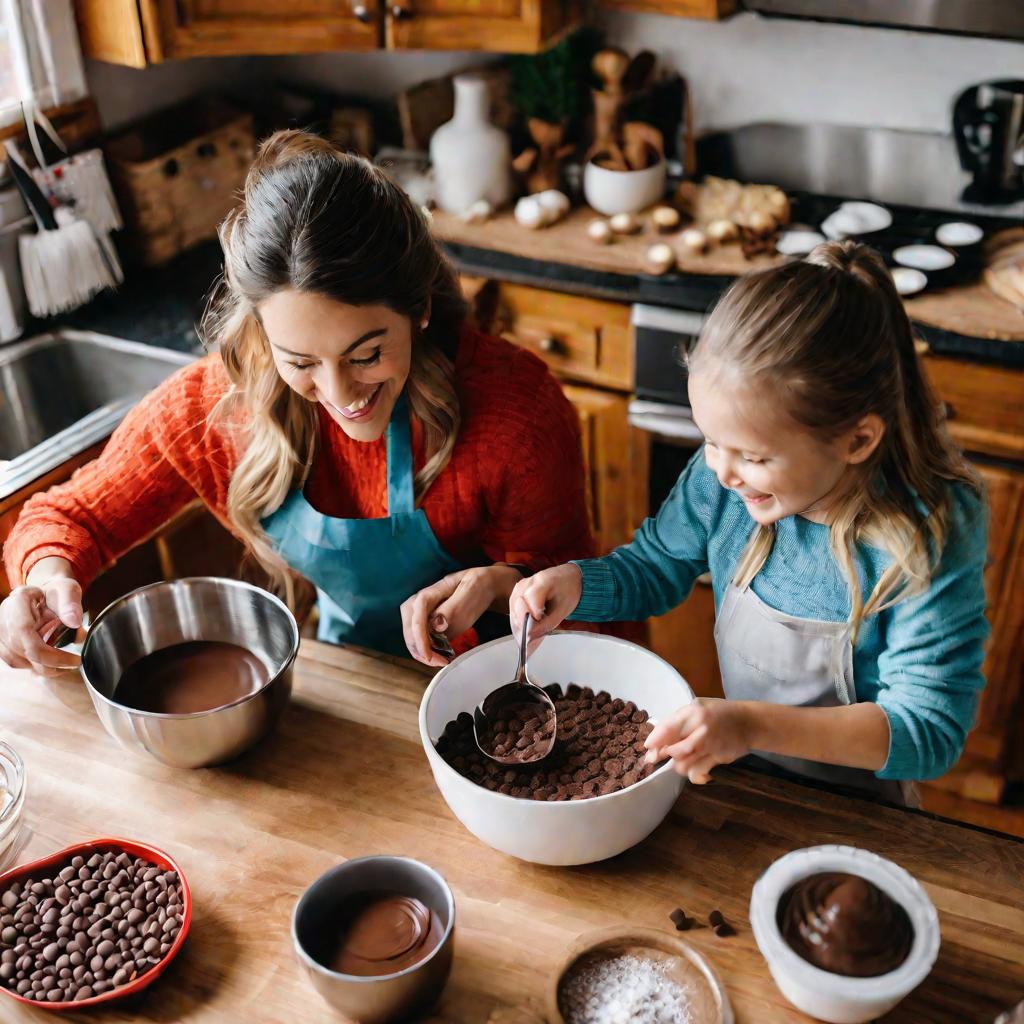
[
  {"xmin": 0, "ymin": 130, "xmax": 594, "ymax": 675},
  {"xmin": 511, "ymin": 241, "xmax": 988, "ymax": 805}
]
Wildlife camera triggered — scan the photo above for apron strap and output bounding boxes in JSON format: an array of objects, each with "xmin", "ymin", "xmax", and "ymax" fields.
[{"xmin": 386, "ymin": 391, "xmax": 415, "ymax": 516}]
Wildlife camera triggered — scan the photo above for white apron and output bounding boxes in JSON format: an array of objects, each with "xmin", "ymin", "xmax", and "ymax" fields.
[{"xmin": 714, "ymin": 580, "xmax": 919, "ymax": 807}]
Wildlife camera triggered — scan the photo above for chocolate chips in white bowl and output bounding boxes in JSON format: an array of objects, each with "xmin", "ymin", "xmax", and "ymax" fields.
[{"xmin": 0, "ymin": 848, "xmax": 184, "ymax": 1004}]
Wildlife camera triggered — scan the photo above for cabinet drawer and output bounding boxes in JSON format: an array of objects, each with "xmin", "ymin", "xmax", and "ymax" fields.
[
  {"xmin": 493, "ymin": 284, "xmax": 633, "ymax": 391},
  {"xmin": 923, "ymin": 355, "xmax": 1024, "ymax": 463}
]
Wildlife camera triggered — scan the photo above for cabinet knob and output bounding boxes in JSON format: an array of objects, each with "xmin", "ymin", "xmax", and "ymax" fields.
[
  {"xmin": 351, "ymin": 1, "xmax": 371, "ymax": 20},
  {"xmin": 390, "ymin": 1, "xmax": 413, "ymax": 18},
  {"xmin": 538, "ymin": 336, "xmax": 561, "ymax": 354},
  {"xmin": 942, "ymin": 401, "xmax": 956, "ymax": 421}
]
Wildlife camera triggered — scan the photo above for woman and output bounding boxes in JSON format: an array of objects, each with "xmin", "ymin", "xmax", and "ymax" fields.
[{"xmin": 0, "ymin": 130, "xmax": 593, "ymax": 675}]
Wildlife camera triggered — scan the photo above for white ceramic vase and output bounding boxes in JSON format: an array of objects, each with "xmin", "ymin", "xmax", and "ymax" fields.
[{"xmin": 430, "ymin": 74, "xmax": 512, "ymax": 215}]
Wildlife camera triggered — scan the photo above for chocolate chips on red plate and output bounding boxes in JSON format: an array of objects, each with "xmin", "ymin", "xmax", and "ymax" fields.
[
  {"xmin": 0, "ymin": 849, "xmax": 184, "ymax": 1004},
  {"xmin": 436, "ymin": 683, "xmax": 660, "ymax": 800}
]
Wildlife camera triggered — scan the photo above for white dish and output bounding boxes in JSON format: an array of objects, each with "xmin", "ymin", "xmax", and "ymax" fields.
[
  {"xmin": 893, "ymin": 244, "xmax": 956, "ymax": 271},
  {"xmin": 750, "ymin": 845, "xmax": 940, "ymax": 1024},
  {"xmin": 891, "ymin": 267, "xmax": 928, "ymax": 296},
  {"xmin": 0, "ymin": 741, "xmax": 26, "ymax": 869},
  {"xmin": 776, "ymin": 230, "xmax": 826, "ymax": 256},
  {"xmin": 583, "ymin": 158, "xmax": 667, "ymax": 217},
  {"xmin": 419, "ymin": 631, "xmax": 692, "ymax": 866},
  {"xmin": 935, "ymin": 222, "xmax": 983, "ymax": 247},
  {"xmin": 822, "ymin": 202, "xmax": 892, "ymax": 239}
]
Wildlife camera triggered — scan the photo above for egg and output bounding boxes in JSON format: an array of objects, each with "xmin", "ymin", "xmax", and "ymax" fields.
[
  {"xmin": 609, "ymin": 213, "xmax": 641, "ymax": 235},
  {"xmin": 652, "ymin": 206, "xmax": 681, "ymax": 234},
  {"xmin": 461, "ymin": 199, "xmax": 493, "ymax": 224},
  {"xmin": 645, "ymin": 243, "xmax": 676, "ymax": 275},
  {"xmin": 679, "ymin": 227, "xmax": 707, "ymax": 253},
  {"xmin": 515, "ymin": 196, "xmax": 547, "ymax": 230},
  {"xmin": 707, "ymin": 219, "xmax": 739, "ymax": 243},
  {"xmin": 537, "ymin": 190, "xmax": 570, "ymax": 223}
]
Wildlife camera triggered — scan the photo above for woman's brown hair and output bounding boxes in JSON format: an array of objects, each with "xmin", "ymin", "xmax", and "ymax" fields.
[{"xmin": 201, "ymin": 130, "xmax": 467, "ymax": 598}]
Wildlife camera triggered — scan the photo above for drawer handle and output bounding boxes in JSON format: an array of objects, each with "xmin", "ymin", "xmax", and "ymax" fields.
[
  {"xmin": 538, "ymin": 336, "xmax": 563, "ymax": 354},
  {"xmin": 390, "ymin": 1, "xmax": 413, "ymax": 18},
  {"xmin": 942, "ymin": 401, "xmax": 956, "ymax": 421},
  {"xmin": 351, "ymin": 0, "xmax": 372, "ymax": 20}
]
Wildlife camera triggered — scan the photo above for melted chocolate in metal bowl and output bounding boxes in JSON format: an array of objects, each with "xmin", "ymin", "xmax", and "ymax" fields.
[
  {"xmin": 324, "ymin": 893, "xmax": 445, "ymax": 977},
  {"xmin": 113, "ymin": 641, "xmax": 268, "ymax": 715}
]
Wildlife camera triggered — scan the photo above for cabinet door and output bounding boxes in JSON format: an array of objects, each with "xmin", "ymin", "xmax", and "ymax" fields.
[
  {"xmin": 385, "ymin": 0, "xmax": 579, "ymax": 53},
  {"xmin": 561, "ymin": 385, "xmax": 640, "ymax": 555},
  {"xmin": 598, "ymin": 0, "xmax": 733, "ymax": 16},
  {"xmin": 956, "ymin": 461, "xmax": 1024, "ymax": 800},
  {"xmin": 76, "ymin": 0, "xmax": 381, "ymax": 64}
]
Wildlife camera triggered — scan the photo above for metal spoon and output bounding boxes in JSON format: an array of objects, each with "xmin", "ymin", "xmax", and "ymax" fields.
[{"xmin": 473, "ymin": 615, "xmax": 557, "ymax": 766}]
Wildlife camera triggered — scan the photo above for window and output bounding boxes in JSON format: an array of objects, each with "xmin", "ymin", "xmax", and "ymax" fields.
[{"xmin": 0, "ymin": 0, "xmax": 86, "ymax": 129}]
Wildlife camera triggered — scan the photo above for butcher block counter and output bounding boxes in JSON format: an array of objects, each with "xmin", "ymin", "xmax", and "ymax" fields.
[{"xmin": 1, "ymin": 640, "xmax": 1023, "ymax": 1022}]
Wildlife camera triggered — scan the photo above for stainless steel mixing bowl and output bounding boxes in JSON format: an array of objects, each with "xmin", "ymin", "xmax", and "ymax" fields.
[{"xmin": 80, "ymin": 577, "xmax": 298, "ymax": 768}]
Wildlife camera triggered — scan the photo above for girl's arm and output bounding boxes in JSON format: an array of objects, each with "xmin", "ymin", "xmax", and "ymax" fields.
[
  {"xmin": 570, "ymin": 449, "xmax": 717, "ymax": 623},
  {"xmin": 647, "ymin": 486, "xmax": 990, "ymax": 784}
]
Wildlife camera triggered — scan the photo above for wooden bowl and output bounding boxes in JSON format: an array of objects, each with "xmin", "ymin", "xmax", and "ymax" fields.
[
  {"xmin": 0, "ymin": 838, "xmax": 191, "ymax": 1012},
  {"xmin": 547, "ymin": 925, "xmax": 733, "ymax": 1024}
]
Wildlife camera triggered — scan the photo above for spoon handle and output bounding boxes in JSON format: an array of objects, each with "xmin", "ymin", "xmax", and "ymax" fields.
[{"xmin": 515, "ymin": 614, "xmax": 531, "ymax": 685}]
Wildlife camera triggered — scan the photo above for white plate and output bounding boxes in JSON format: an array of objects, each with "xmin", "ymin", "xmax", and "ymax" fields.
[
  {"xmin": 777, "ymin": 230, "xmax": 827, "ymax": 256},
  {"xmin": 838, "ymin": 201, "xmax": 893, "ymax": 233},
  {"xmin": 893, "ymin": 244, "xmax": 955, "ymax": 271},
  {"xmin": 935, "ymin": 222, "xmax": 983, "ymax": 247},
  {"xmin": 891, "ymin": 267, "xmax": 927, "ymax": 296}
]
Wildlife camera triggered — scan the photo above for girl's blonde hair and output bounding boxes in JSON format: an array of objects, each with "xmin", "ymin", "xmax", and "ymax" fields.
[
  {"xmin": 200, "ymin": 130, "xmax": 467, "ymax": 602},
  {"xmin": 689, "ymin": 240, "xmax": 980, "ymax": 639}
]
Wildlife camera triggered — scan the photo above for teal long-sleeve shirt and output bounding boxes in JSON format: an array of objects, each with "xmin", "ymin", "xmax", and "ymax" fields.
[{"xmin": 570, "ymin": 449, "xmax": 989, "ymax": 782}]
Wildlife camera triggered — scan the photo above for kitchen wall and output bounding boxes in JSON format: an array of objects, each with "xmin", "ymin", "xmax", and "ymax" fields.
[{"xmin": 85, "ymin": 12, "xmax": 1024, "ymax": 136}]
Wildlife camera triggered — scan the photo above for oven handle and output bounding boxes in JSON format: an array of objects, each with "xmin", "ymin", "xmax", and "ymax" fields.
[
  {"xmin": 630, "ymin": 304, "xmax": 708, "ymax": 335},
  {"xmin": 628, "ymin": 400, "xmax": 705, "ymax": 443}
]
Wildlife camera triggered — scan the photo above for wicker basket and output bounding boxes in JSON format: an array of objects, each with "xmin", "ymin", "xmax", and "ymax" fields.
[{"xmin": 105, "ymin": 98, "xmax": 255, "ymax": 266}]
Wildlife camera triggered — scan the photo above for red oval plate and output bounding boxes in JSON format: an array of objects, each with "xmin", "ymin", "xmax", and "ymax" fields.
[{"xmin": 0, "ymin": 837, "xmax": 192, "ymax": 1011}]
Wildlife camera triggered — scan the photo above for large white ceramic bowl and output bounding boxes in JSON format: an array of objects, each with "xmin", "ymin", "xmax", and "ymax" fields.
[
  {"xmin": 419, "ymin": 631, "xmax": 693, "ymax": 866},
  {"xmin": 750, "ymin": 845, "xmax": 941, "ymax": 1024}
]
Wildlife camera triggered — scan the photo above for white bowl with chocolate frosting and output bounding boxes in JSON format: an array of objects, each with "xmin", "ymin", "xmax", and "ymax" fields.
[
  {"xmin": 419, "ymin": 631, "xmax": 693, "ymax": 866},
  {"xmin": 750, "ymin": 845, "xmax": 940, "ymax": 1023}
]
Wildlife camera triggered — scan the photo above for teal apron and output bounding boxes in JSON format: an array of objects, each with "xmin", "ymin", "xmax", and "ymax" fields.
[{"xmin": 261, "ymin": 392, "xmax": 462, "ymax": 656}]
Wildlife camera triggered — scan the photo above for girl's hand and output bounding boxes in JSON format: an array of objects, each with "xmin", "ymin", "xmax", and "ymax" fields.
[
  {"xmin": 0, "ymin": 560, "xmax": 83, "ymax": 676},
  {"xmin": 644, "ymin": 698, "xmax": 754, "ymax": 785},
  {"xmin": 509, "ymin": 564, "xmax": 583, "ymax": 647},
  {"xmin": 401, "ymin": 564, "xmax": 523, "ymax": 668}
]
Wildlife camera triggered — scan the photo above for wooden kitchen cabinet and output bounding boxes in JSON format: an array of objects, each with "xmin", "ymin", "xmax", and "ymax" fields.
[
  {"xmin": 74, "ymin": 0, "xmax": 577, "ymax": 65},
  {"xmin": 598, "ymin": 0, "xmax": 735, "ymax": 17},
  {"xmin": 75, "ymin": 0, "xmax": 381, "ymax": 66},
  {"xmin": 385, "ymin": 0, "xmax": 580, "ymax": 53}
]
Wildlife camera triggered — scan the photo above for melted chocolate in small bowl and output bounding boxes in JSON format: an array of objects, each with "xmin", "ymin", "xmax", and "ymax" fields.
[
  {"xmin": 292, "ymin": 856, "xmax": 455, "ymax": 1024},
  {"xmin": 777, "ymin": 872, "xmax": 914, "ymax": 978}
]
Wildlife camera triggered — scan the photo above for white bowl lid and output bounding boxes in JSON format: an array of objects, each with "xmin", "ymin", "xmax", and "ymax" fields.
[{"xmin": 893, "ymin": 244, "xmax": 956, "ymax": 271}]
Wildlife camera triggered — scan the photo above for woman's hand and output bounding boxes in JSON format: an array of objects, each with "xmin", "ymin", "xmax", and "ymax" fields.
[
  {"xmin": 644, "ymin": 698, "xmax": 754, "ymax": 785},
  {"xmin": 509, "ymin": 563, "xmax": 583, "ymax": 646},
  {"xmin": 0, "ymin": 558, "xmax": 83, "ymax": 676},
  {"xmin": 401, "ymin": 564, "xmax": 523, "ymax": 668}
]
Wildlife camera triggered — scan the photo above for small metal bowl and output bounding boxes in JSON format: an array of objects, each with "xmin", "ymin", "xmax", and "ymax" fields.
[
  {"xmin": 292, "ymin": 856, "xmax": 455, "ymax": 1024},
  {"xmin": 80, "ymin": 578, "xmax": 298, "ymax": 769}
]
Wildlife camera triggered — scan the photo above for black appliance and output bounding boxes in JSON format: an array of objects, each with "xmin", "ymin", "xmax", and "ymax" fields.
[{"xmin": 954, "ymin": 80, "xmax": 1024, "ymax": 205}]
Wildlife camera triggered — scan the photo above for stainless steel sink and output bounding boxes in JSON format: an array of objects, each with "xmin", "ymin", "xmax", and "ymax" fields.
[{"xmin": 0, "ymin": 330, "xmax": 195, "ymax": 501}]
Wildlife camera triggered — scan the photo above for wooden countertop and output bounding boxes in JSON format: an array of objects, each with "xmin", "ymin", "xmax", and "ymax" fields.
[
  {"xmin": 433, "ymin": 208, "xmax": 1024, "ymax": 346},
  {"xmin": 2, "ymin": 640, "xmax": 1023, "ymax": 1022}
]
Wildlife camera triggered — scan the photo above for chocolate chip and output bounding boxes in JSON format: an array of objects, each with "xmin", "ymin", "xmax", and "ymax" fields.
[
  {"xmin": 708, "ymin": 909, "xmax": 724, "ymax": 927},
  {"xmin": 669, "ymin": 908, "xmax": 691, "ymax": 931},
  {"xmin": 714, "ymin": 923, "xmax": 735, "ymax": 937}
]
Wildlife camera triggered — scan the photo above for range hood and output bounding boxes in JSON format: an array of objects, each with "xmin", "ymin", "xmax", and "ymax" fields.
[{"xmin": 743, "ymin": 0, "xmax": 1024, "ymax": 42}]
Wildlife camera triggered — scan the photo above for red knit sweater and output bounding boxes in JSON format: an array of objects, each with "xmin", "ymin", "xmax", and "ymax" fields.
[{"xmin": 4, "ymin": 328, "xmax": 595, "ymax": 592}]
